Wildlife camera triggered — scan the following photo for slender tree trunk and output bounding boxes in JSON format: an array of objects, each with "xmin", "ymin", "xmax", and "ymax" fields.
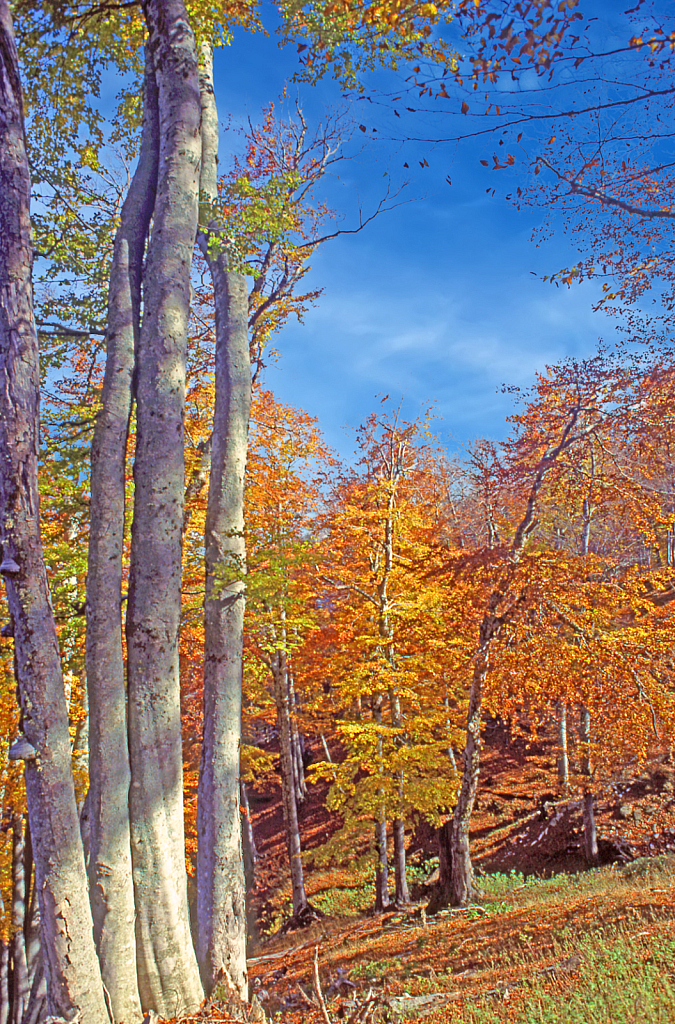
[
  {"xmin": 22, "ymin": 957, "xmax": 46, "ymax": 1024},
  {"xmin": 372, "ymin": 698, "xmax": 390, "ymax": 913},
  {"xmin": 195, "ymin": 41, "xmax": 249, "ymax": 1000},
  {"xmin": 10, "ymin": 815, "xmax": 27, "ymax": 1024},
  {"xmin": 387, "ymin": 688, "xmax": 409, "ymax": 905},
  {"xmin": 0, "ymin": 8, "xmax": 109, "ymax": 1021},
  {"xmin": 392, "ymin": 817, "xmax": 410, "ymax": 905},
  {"xmin": 374, "ymin": 812, "xmax": 389, "ymax": 913},
  {"xmin": 86, "ymin": 47, "xmax": 158, "ymax": 1024},
  {"xmin": 450, "ymin": 647, "xmax": 492, "ymax": 907},
  {"xmin": 444, "ymin": 694, "xmax": 458, "ymax": 771},
  {"xmin": 579, "ymin": 706, "xmax": 598, "ymax": 863},
  {"xmin": 0, "ymin": 940, "xmax": 7, "ymax": 1024},
  {"xmin": 240, "ymin": 781, "xmax": 258, "ymax": 890},
  {"xmin": 23, "ymin": 877, "xmax": 41, "ymax": 1016},
  {"xmin": 125, "ymin": 0, "xmax": 203, "ymax": 1013},
  {"xmin": 436, "ymin": 819, "xmax": 451, "ymax": 901},
  {"xmin": 288, "ymin": 669, "xmax": 307, "ymax": 804},
  {"xmin": 272, "ymin": 647, "xmax": 308, "ymax": 918},
  {"xmin": 557, "ymin": 700, "xmax": 569, "ymax": 790}
]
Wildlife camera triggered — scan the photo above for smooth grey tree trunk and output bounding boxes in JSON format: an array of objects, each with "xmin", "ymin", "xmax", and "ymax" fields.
[
  {"xmin": 392, "ymin": 817, "xmax": 410, "ymax": 905},
  {"xmin": 579, "ymin": 706, "xmax": 598, "ymax": 863},
  {"xmin": 372, "ymin": 698, "xmax": 390, "ymax": 913},
  {"xmin": 195, "ymin": 42, "xmax": 249, "ymax": 1000},
  {"xmin": 10, "ymin": 815, "xmax": 27, "ymax": 1024},
  {"xmin": 0, "ymin": 940, "xmax": 7, "ymax": 1024},
  {"xmin": 240, "ymin": 781, "xmax": 258, "ymax": 889},
  {"xmin": 272, "ymin": 646, "xmax": 309, "ymax": 919},
  {"xmin": 288, "ymin": 669, "xmax": 307, "ymax": 804},
  {"xmin": 125, "ymin": 0, "xmax": 203, "ymax": 1013},
  {"xmin": 86, "ymin": 47, "xmax": 158, "ymax": 1024},
  {"xmin": 387, "ymin": 688, "xmax": 409, "ymax": 905},
  {"xmin": 374, "ymin": 812, "xmax": 390, "ymax": 913},
  {"xmin": 557, "ymin": 700, "xmax": 569, "ymax": 790},
  {"xmin": 0, "ymin": 8, "xmax": 109, "ymax": 1021}
]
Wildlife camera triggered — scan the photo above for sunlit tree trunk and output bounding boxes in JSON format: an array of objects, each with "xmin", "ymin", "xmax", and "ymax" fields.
[
  {"xmin": 557, "ymin": 700, "xmax": 569, "ymax": 790},
  {"xmin": 240, "ymin": 781, "xmax": 258, "ymax": 889},
  {"xmin": 272, "ymin": 637, "xmax": 309, "ymax": 919},
  {"xmin": 196, "ymin": 39, "xmax": 249, "ymax": 1002},
  {"xmin": 288, "ymin": 668, "xmax": 307, "ymax": 804},
  {"xmin": 387, "ymin": 688, "xmax": 409, "ymax": 905},
  {"xmin": 125, "ymin": 0, "xmax": 203, "ymax": 1012},
  {"xmin": 0, "ymin": 7, "xmax": 109, "ymax": 1020},
  {"xmin": 0, "ymin": 939, "xmax": 7, "ymax": 1024},
  {"xmin": 373, "ymin": 699, "xmax": 390, "ymax": 913},
  {"xmin": 374, "ymin": 811, "xmax": 390, "ymax": 914},
  {"xmin": 392, "ymin": 815, "xmax": 410, "ymax": 905},
  {"xmin": 10, "ymin": 814, "xmax": 28, "ymax": 1024},
  {"xmin": 86, "ymin": 46, "xmax": 158, "ymax": 1024},
  {"xmin": 578, "ymin": 467, "xmax": 597, "ymax": 863},
  {"xmin": 579, "ymin": 706, "xmax": 598, "ymax": 863}
]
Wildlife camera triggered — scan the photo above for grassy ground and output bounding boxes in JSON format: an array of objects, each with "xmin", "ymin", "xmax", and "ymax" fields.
[{"xmin": 245, "ymin": 854, "xmax": 675, "ymax": 1023}]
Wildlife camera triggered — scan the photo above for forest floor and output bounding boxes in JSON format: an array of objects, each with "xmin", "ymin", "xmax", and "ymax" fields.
[{"xmin": 213, "ymin": 719, "xmax": 675, "ymax": 1022}]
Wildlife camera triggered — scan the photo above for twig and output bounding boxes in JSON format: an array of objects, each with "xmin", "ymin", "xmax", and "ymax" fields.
[{"xmin": 313, "ymin": 946, "xmax": 332, "ymax": 1024}]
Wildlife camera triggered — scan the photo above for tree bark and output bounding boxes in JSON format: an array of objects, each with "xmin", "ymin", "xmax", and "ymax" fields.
[
  {"xmin": 392, "ymin": 817, "xmax": 410, "ymax": 905},
  {"xmin": 557, "ymin": 700, "xmax": 569, "ymax": 790},
  {"xmin": 288, "ymin": 669, "xmax": 307, "ymax": 805},
  {"xmin": 579, "ymin": 706, "xmax": 597, "ymax": 863},
  {"xmin": 195, "ymin": 41, "xmax": 249, "ymax": 1000},
  {"xmin": 449, "ymin": 636, "xmax": 494, "ymax": 906},
  {"xmin": 0, "ymin": 940, "xmax": 7, "ymax": 1024},
  {"xmin": 272, "ymin": 646, "xmax": 308, "ymax": 919},
  {"xmin": 86, "ymin": 46, "xmax": 158, "ymax": 1024},
  {"xmin": 387, "ymin": 689, "xmax": 409, "ymax": 905},
  {"xmin": 10, "ymin": 814, "xmax": 28, "ymax": 1024},
  {"xmin": 125, "ymin": 0, "xmax": 203, "ymax": 1013},
  {"xmin": 240, "ymin": 781, "xmax": 258, "ymax": 889},
  {"xmin": 374, "ymin": 812, "xmax": 389, "ymax": 913},
  {"xmin": 0, "ymin": 7, "xmax": 109, "ymax": 1021}
]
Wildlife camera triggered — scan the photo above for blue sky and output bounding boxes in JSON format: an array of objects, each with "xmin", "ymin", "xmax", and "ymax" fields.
[{"xmin": 212, "ymin": 2, "xmax": 652, "ymax": 459}]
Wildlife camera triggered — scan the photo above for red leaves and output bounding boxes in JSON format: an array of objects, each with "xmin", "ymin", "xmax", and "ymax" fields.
[{"xmin": 461, "ymin": 100, "xmax": 469, "ymax": 114}]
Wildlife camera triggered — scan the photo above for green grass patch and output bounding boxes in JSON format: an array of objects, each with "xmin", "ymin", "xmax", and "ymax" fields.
[{"xmin": 447, "ymin": 925, "xmax": 675, "ymax": 1023}]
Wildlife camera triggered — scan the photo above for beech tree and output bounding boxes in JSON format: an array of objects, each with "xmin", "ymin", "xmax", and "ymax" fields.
[
  {"xmin": 0, "ymin": 0, "xmax": 457, "ymax": 1015},
  {"xmin": 0, "ymin": 5, "xmax": 109, "ymax": 1021},
  {"xmin": 432, "ymin": 355, "xmax": 675, "ymax": 907},
  {"xmin": 243, "ymin": 390, "xmax": 334, "ymax": 924},
  {"xmin": 314, "ymin": 407, "xmax": 461, "ymax": 910}
]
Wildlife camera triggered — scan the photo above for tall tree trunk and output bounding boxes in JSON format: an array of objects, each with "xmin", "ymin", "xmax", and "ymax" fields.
[
  {"xmin": 125, "ymin": 0, "xmax": 203, "ymax": 1013},
  {"xmin": 449, "ymin": 642, "xmax": 493, "ymax": 907},
  {"xmin": 86, "ymin": 46, "xmax": 158, "ymax": 1024},
  {"xmin": 557, "ymin": 700, "xmax": 569, "ymax": 790},
  {"xmin": 447, "ymin": 404, "xmax": 592, "ymax": 908},
  {"xmin": 374, "ymin": 812, "xmax": 389, "ymax": 913},
  {"xmin": 0, "ymin": 8, "xmax": 109, "ymax": 1022},
  {"xmin": 195, "ymin": 41, "xmax": 249, "ymax": 1001},
  {"xmin": 10, "ymin": 815, "xmax": 27, "ymax": 1024},
  {"xmin": 272, "ymin": 647, "xmax": 308, "ymax": 919},
  {"xmin": 372, "ymin": 698, "xmax": 390, "ymax": 913},
  {"xmin": 240, "ymin": 781, "xmax": 258, "ymax": 890},
  {"xmin": 0, "ymin": 940, "xmax": 7, "ymax": 1024},
  {"xmin": 387, "ymin": 688, "xmax": 409, "ymax": 905},
  {"xmin": 392, "ymin": 817, "xmax": 410, "ymax": 905},
  {"xmin": 288, "ymin": 669, "xmax": 307, "ymax": 804},
  {"xmin": 579, "ymin": 706, "xmax": 597, "ymax": 863}
]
